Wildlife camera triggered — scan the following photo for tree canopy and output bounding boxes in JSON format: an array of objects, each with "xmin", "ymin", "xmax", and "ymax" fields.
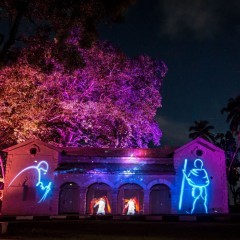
[
  {"xmin": 0, "ymin": 30, "xmax": 167, "ymax": 149},
  {"xmin": 0, "ymin": 0, "xmax": 136, "ymax": 66}
]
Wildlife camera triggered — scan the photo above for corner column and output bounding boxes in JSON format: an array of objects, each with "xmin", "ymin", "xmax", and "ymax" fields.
[
  {"xmin": 143, "ymin": 189, "xmax": 150, "ymax": 215},
  {"xmin": 79, "ymin": 187, "xmax": 87, "ymax": 215}
]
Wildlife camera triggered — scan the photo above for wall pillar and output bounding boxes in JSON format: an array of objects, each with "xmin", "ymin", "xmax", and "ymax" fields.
[
  {"xmin": 79, "ymin": 187, "xmax": 87, "ymax": 215},
  {"xmin": 111, "ymin": 188, "xmax": 118, "ymax": 215},
  {"xmin": 51, "ymin": 185, "xmax": 60, "ymax": 215},
  {"xmin": 143, "ymin": 189, "xmax": 150, "ymax": 215}
]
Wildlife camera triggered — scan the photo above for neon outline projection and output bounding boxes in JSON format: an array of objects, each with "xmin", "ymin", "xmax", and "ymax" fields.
[
  {"xmin": 179, "ymin": 158, "xmax": 210, "ymax": 214},
  {"xmin": 8, "ymin": 161, "xmax": 52, "ymax": 203},
  {"xmin": 0, "ymin": 156, "xmax": 5, "ymax": 181}
]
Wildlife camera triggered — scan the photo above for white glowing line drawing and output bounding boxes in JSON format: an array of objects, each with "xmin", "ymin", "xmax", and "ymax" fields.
[
  {"xmin": 8, "ymin": 161, "xmax": 52, "ymax": 203},
  {"xmin": 179, "ymin": 158, "xmax": 210, "ymax": 213},
  {"xmin": 0, "ymin": 156, "xmax": 4, "ymax": 181}
]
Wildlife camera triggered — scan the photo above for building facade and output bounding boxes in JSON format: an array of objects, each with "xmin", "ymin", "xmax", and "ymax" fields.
[{"xmin": 1, "ymin": 137, "xmax": 228, "ymax": 215}]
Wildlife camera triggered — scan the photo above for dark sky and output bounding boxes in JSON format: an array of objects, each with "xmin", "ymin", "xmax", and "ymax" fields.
[{"xmin": 99, "ymin": 0, "xmax": 240, "ymax": 147}]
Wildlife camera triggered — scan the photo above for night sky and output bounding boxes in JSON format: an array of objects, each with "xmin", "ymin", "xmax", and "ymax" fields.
[{"xmin": 99, "ymin": 0, "xmax": 240, "ymax": 147}]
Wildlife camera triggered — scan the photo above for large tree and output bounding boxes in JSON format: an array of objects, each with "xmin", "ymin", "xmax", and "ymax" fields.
[
  {"xmin": 188, "ymin": 120, "xmax": 215, "ymax": 143},
  {"xmin": 221, "ymin": 95, "xmax": 240, "ymax": 137},
  {"xmin": 0, "ymin": 31, "xmax": 167, "ymax": 149},
  {"xmin": 215, "ymin": 131, "xmax": 240, "ymax": 206},
  {"xmin": 0, "ymin": 0, "xmax": 136, "ymax": 65},
  {"xmin": 221, "ymin": 95, "xmax": 240, "ymax": 208}
]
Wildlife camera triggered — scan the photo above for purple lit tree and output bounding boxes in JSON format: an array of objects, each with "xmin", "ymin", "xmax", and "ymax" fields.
[{"xmin": 0, "ymin": 30, "xmax": 167, "ymax": 148}]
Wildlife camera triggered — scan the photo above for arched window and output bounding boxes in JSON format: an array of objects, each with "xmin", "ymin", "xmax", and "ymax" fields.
[
  {"xmin": 118, "ymin": 183, "xmax": 144, "ymax": 215},
  {"xmin": 150, "ymin": 184, "xmax": 171, "ymax": 214},
  {"xmin": 59, "ymin": 182, "xmax": 79, "ymax": 214}
]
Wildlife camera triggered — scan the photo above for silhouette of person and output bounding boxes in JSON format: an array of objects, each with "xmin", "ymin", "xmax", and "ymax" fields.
[{"xmin": 183, "ymin": 159, "xmax": 210, "ymax": 213}]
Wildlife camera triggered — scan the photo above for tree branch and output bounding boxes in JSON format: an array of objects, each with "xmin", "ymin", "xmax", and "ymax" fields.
[{"xmin": 0, "ymin": 1, "xmax": 28, "ymax": 64}]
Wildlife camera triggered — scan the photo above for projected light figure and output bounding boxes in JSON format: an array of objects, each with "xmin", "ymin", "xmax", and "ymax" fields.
[
  {"xmin": 179, "ymin": 158, "xmax": 210, "ymax": 214},
  {"xmin": 123, "ymin": 197, "xmax": 139, "ymax": 215},
  {"xmin": 0, "ymin": 155, "xmax": 5, "ymax": 181},
  {"xmin": 8, "ymin": 161, "xmax": 52, "ymax": 203},
  {"xmin": 90, "ymin": 196, "xmax": 111, "ymax": 215}
]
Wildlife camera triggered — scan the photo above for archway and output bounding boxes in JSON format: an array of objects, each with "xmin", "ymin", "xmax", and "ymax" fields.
[
  {"xmin": 86, "ymin": 183, "xmax": 112, "ymax": 215},
  {"xmin": 118, "ymin": 183, "xmax": 144, "ymax": 215},
  {"xmin": 59, "ymin": 182, "xmax": 79, "ymax": 214},
  {"xmin": 150, "ymin": 184, "xmax": 171, "ymax": 214}
]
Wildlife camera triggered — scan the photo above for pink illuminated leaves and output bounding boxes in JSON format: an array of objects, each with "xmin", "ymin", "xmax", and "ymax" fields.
[{"xmin": 0, "ymin": 32, "xmax": 167, "ymax": 148}]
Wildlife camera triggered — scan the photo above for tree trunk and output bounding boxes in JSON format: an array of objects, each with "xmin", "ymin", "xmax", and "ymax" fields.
[{"xmin": 0, "ymin": 1, "xmax": 28, "ymax": 65}]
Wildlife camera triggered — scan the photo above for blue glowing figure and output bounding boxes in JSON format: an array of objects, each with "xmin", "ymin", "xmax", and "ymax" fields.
[
  {"xmin": 8, "ymin": 161, "xmax": 52, "ymax": 203},
  {"xmin": 179, "ymin": 159, "xmax": 188, "ymax": 211},
  {"xmin": 179, "ymin": 159, "xmax": 210, "ymax": 214}
]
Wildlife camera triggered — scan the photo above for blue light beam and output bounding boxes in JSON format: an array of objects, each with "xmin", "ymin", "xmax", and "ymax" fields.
[
  {"xmin": 178, "ymin": 159, "xmax": 188, "ymax": 210},
  {"xmin": 179, "ymin": 158, "xmax": 210, "ymax": 214},
  {"xmin": 8, "ymin": 161, "xmax": 52, "ymax": 203}
]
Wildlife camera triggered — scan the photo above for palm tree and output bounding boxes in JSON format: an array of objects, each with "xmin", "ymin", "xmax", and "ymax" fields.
[
  {"xmin": 222, "ymin": 95, "xmax": 240, "ymax": 181},
  {"xmin": 221, "ymin": 95, "xmax": 240, "ymax": 136},
  {"xmin": 189, "ymin": 120, "xmax": 215, "ymax": 143}
]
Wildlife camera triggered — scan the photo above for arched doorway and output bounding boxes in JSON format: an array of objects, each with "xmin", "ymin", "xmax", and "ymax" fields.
[
  {"xmin": 59, "ymin": 182, "xmax": 80, "ymax": 214},
  {"xmin": 150, "ymin": 184, "xmax": 171, "ymax": 214},
  {"xmin": 86, "ymin": 183, "xmax": 112, "ymax": 215},
  {"xmin": 118, "ymin": 183, "xmax": 144, "ymax": 215}
]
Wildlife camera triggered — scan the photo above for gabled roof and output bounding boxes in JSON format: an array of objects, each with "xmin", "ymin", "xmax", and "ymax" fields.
[
  {"xmin": 3, "ymin": 139, "xmax": 61, "ymax": 152},
  {"xmin": 174, "ymin": 137, "xmax": 224, "ymax": 154}
]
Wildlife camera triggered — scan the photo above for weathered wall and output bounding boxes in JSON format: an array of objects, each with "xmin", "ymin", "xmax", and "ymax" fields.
[
  {"xmin": 1, "ymin": 138, "xmax": 228, "ymax": 216},
  {"xmin": 2, "ymin": 140, "xmax": 59, "ymax": 215},
  {"xmin": 54, "ymin": 172, "xmax": 175, "ymax": 215}
]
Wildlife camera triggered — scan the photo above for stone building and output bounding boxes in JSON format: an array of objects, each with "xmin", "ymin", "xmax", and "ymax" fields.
[{"xmin": 1, "ymin": 137, "xmax": 228, "ymax": 215}]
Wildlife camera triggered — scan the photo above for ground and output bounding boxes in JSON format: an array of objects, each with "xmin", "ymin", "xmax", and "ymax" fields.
[{"xmin": 2, "ymin": 218, "xmax": 240, "ymax": 239}]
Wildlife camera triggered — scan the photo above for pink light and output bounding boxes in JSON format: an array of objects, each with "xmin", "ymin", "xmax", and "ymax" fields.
[{"xmin": 0, "ymin": 156, "xmax": 4, "ymax": 181}]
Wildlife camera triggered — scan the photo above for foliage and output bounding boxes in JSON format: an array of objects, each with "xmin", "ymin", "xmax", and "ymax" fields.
[
  {"xmin": 0, "ymin": 32, "xmax": 167, "ymax": 149},
  {"xmin": 215, "ymin": 131, "xmax": 238, "ymax": 168},
  {"xmin": 221, "ymin": 95, "xmax": 240, "ymax": 137},
  {"xmin": 188, "ymin": 120, "xmax": 215, "ymax": 143},
  {"xmin": 215, "ymin": 131, "xmax": 240, "ymax": 206},
  {"xmin": 221, "ymin": 95, "xmax": 240, "ymax": 207},
  {"xmin": 0, "ymin": 0, "xmax": 136, "ymax": 65}
]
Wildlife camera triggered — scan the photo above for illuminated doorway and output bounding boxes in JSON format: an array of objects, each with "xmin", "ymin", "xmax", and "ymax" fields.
[
  {"xmin": 118, "ymin": 183, "xmax": 144, "ymax": 215},
  {"xmin": 86, "ymin": 183, "xmax": 112, "ymax": 215}
]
